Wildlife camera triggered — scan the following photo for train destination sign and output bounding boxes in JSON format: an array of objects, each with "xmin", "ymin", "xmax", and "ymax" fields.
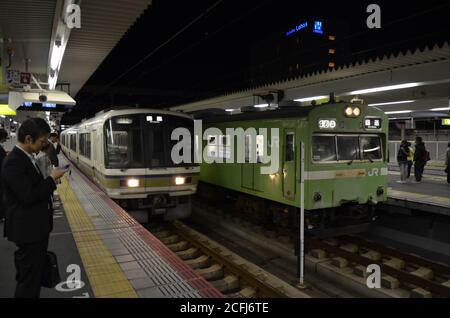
[{"xmin": 364, "ymin": 117, "xmax": 382, "ymax": 129}]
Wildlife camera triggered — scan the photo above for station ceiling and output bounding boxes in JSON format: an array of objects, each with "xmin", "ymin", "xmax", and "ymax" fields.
[{"xmin": 0, "ymin": 0, "xmax": 151, "ymax": 116}]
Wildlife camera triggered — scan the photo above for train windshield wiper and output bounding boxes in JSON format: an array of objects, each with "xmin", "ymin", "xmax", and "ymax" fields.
[{"xmin": 347, "ymin": 148, "xmax": 359, "ymax": 166}]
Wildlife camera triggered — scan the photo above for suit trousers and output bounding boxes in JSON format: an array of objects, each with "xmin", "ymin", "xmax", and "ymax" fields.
[{"xmin": 14, "ymin": 237, "xmax": 49, "ymax": 298}]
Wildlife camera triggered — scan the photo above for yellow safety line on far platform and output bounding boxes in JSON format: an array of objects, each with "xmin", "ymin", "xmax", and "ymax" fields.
[
  {"xmin": 388, "ymin": 187, "xmax": 450, "ymax": 206},
  {"xmin": 58, "ymin": 177, "xmax": 138, "ymax": 298}
]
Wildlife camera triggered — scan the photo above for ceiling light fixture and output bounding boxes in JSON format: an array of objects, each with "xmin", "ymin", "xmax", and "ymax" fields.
[
  {"xmin": 294, "ymin": 95, "xmax": 328, "ymax": 102},
  {"xmin": 350, "ymin": 83, "xmax": 420, "ymax": 95},
  {"xmin": 368, "ymin": 100, "xmax": 415, "ymax": 107},
  {"xmin": 384, "ymin": 110, "xmax": 412, "ymax": 115}
]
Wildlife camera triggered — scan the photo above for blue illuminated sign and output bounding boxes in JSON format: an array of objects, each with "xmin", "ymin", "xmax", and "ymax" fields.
[
  {"xmin": 42, "ymin": 103, "xmax": 56, "ymax": 108},
  {"xmin": 286, "ymin": 20, "xmax": 324, "ymax": 37},
  {"xmin": 313, "ymin": 21, "xmax": 323, "ymax": 34},
  {"xmin": 286, "ymin": 21, "xmax": 308, "ymax": 37},
  {"xmin": 23, "ymin": 101, "xmax": 33, "ymax": 107}
]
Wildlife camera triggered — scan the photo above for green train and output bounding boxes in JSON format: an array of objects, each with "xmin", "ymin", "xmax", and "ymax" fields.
[{"xmin": 198, "ymin": 102, "xmax": 389, "ymax": 233}]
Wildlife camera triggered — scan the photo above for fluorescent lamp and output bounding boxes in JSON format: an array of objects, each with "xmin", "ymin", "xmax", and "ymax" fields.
[
  {"xmin": 368, "ymin": 100, "xmax": 415, "ymax": 107},
  {"xmin": 50, "ymin": 42, "xmax": 64, "ymax": 71},
  {"xmin": 430, "ymin": 107, "xmax": 450, "ymax": 111},
  {"xmin": 350, "ymin": 83, "xmax": 420, "ymax": 95},
  {"xmin": 48, "ymin": 74, "xmax": 58, "ymax": 90},
  {"xmin": 294, "ymin": 95, "xmax": 328, "ymax": 102},
  {"xmin": 254, "ymin": 103, "xmax": 269, "ymax": 108},
  {"xmin": 385, "ymin": 110, "xmax": 412, "ymax": 115}
]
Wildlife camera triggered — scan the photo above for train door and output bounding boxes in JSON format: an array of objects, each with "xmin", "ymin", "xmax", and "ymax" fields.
[
  {"xmin": 142, "ymin": 116, "xmax": 170, "ymax": 191},
  {"xmin": 283, "ymin": 130, "xmax": 296, "ymax": 201},
  {"xmin": 241, "ymin": 135, "xmax": 253, "ymax": 189}
]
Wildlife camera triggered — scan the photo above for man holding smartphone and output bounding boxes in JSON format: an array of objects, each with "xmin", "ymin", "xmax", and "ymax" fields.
[{"xmin": 1, "ymin": 118, "xmax": 68, "ymax": 298}]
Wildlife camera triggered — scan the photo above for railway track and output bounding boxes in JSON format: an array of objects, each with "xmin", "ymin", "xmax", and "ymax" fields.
[
  {"xmin": 309, "ymin": 235, "xmax": 450, "ymax": 298},
  {"xmin": 144, "ymin": 220, "xmax": 311, "ymax": 298},
  {"xmin": 190, "ymin": 199, "xmax": 450, "ymax": 298}
]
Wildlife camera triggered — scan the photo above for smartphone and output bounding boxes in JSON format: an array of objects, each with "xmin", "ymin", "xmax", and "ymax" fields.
[{"xmin": 61, "ymin": 164, "xmax": 70, "ymax": 170}]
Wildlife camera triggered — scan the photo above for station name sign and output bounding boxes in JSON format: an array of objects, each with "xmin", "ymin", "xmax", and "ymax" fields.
[{"xmin": 364, "ymin": 117, "xmax": 382, "ymax": 129}]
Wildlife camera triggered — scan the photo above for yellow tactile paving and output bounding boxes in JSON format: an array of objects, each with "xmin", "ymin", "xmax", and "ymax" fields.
[{"xmin": 58, "ymin": 177, "xmax": 138, "ymax": 298}]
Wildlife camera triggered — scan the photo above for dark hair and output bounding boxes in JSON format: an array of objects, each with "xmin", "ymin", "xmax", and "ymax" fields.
[
  {"xmin": 415, "ymin": 136, "xmax": 423, "ymax": 143},
  {"xmin": 49, "ymin": 132, "xmax": 58, "ymax": 138},
  {"xmin": 0, "ymin": 128, "xmax": 8, "ymax": 141},
  {"xmin": 18, "ymin": 118, "xmax": 51, "ymax": 143}
]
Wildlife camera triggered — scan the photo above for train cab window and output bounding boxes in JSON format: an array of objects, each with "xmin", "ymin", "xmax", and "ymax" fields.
[
  {"xmin": 285, "ymin": 134, "xmax": 295, "ymax": 162},
  {"xmin": 105, "ymin": 117, "xmax": 144, "ymax": 168},
  {"xmin": 151, "ymin": 126, "xmax": 165, "ymax": 166},
  {"xmin": 360, "ymin": 135, "xmax": 382, "ymax": 160},
  {"xmin": 337, "ymin": 136, "xmax": 360, "ymax": 161},
  {"xmin": 312, "ymin": 135, "xmax": 336, "ymax": 162}
]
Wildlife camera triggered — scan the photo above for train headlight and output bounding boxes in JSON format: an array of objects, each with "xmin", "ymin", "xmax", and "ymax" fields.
[
  {"xmin": 345, "ymin": 107, "xmax": 353, "ymax": 117},
  {"xmin": 345, "ymin": 106, "xmax": 361, "ymax": 117},
  {"xmin": 127, "ymin": 179, "xmax": 140, "ymax": 188},
  {"xmin": 175, "ymin": 177, "xmax": 186, "ymax": 185}
]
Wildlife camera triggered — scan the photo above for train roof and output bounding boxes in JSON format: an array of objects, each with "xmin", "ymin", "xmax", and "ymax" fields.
[
  {"xmin": 199, "ymin": 102, "xmax": 386, "ymax": 124},
  {"xmin": 62, "ymin": 107, "xmax": 192, "ymax": 133}
]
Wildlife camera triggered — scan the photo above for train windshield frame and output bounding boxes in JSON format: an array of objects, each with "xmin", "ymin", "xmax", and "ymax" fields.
[
  {"xmin": 312, "ymin": 134, "xmax": 383, "ymax": 163},
  {"xmin": 104, "ymin": 114, "xmax": 196, "ymax": 169}
]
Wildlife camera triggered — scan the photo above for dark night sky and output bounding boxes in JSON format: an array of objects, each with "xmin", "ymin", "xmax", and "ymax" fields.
[{"xmin": 62, "ymin": 0, "xmax": 450, "ymax": 124}]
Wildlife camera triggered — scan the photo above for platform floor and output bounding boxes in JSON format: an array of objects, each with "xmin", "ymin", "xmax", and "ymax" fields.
[
  {"xmin": 388, "ymin": 170, "xmax": 450, "ymax": 215},
  {"xmin": 0, "ymin": 198, "xmax": 93, "ymax": 298},
  {"xmin": 0, "ymin": 155, "xmax": 222, "ymax": 298}
]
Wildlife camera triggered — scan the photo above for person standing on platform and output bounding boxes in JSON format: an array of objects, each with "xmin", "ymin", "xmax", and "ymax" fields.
[
  {"xmin": 0, "ymin": 128, "xmax": 8, "ymax": 223},
  {"xmin": 397, "ymin": 140, "xmax": 410, "ymax": 183},
  {"xmin": 413, "ymin": 136, "xmax": 428, "ymax": 183},
  {"xmin": 1, "ymin": 118, "xmax": 67, "ymax": 298},
  {"xmin": 49, "ymin": 132, "xmax": 61, "ymax": 155},
  {"xmin": 446, "ymin": 141, "xmax": 450, "ymax": 184},
  {"xmin": 406, "ymin": 141, "xmax": 414, "ymax": 179}
]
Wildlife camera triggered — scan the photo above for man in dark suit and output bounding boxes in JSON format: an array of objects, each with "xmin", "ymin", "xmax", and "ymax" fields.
[
  {"xmin": 49, "ymin": 132, "xmax": 61, "ymax": 156},
  {"xmin": 2, "ymin": 118, "xmax": 67, "ymax": 298}
]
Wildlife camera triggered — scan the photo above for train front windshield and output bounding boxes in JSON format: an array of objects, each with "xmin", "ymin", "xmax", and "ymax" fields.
[
  {"xmin": 104, "ymin": 114, "xmax": 195, "ymax": 169},
  {"xmin": 312, "ymin": 134, "xmax": 383, "ymax": 163}
]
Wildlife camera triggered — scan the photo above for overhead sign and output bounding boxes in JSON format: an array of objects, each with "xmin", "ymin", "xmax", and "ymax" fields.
[
  {"xmin": 20, "ymin": 72, "xmax": 31, "ymax": 85},
  {"xmin": 5, "ymin": 70, "xmax": 31, "ymax": 86},
  {"xmin": 442, "ymin": 119, "xmax": 450, "ymax": 126},
  {"xmin": 7, "ymin": 70, "xmax": 21, "ymax": 85}
]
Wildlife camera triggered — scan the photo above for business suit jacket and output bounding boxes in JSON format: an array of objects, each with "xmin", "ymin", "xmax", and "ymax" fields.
[
  {"xmin": 55, "ymin": 143, "xmax": 61, "ymax": 155},
  {"xmin": 2, "ymin": 147, "xmax": 56, "ymax": 244},
  {"xmin": 47, "ymin": 144, "xmax": 59, "ymax": 167}
]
